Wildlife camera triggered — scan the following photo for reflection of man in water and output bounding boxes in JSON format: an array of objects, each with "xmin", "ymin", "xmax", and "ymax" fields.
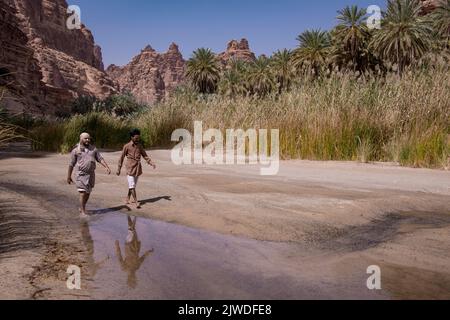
[{"xmin": 115, "ymin": 216, "xmax": 154, "ymax": 288}]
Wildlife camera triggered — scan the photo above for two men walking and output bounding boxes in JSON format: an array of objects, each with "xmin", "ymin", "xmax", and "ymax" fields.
[{"xmin": 67, "ymin": 130, "xmax": 156, "ymax": 218}]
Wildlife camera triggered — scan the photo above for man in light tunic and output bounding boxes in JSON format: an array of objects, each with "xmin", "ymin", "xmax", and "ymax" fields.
[{"xmin": 67, "ymin": 133, "xmax": 111, "ymax": 218}]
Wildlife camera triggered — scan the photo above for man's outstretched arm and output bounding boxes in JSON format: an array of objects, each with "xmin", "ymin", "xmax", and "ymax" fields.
[
  {"xmin": 67, "ymin": 166, "xmax": 74, "ymax": 185},
  {"xmin": 115, "ymin": 240, "xmax": 125, "ymax": 267},
  {"xmin": 141, "ymin": 147, "xmax": 156, "ymax": 169},
  {"xmin": 68, "ymin": 151, "xmax": 76, "ymax": 184},
  {"xmin": 95, "ymin": 150, "xmax": 111, "ymax": 175},
  {"xmin": 99, "ymin": 159, "xmax": 112, "ymax": 175}
]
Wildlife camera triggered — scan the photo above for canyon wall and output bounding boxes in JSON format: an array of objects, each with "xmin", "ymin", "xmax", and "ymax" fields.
[
  {"xmin": 0, "ymin": 0, "xmax": 115, "ymax": 115},
  {"xmin": 106, "ymin": 43, "xmax": 185, "ymax": 105},
  {"xmin": 107, "ymin": 39, "xmax": 256, "ymax": 105}
]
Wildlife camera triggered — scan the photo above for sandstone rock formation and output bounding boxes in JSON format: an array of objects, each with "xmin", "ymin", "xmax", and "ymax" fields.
[
  {"xmin": 0, "ymin": 0, "xmax": 116, "ymax": 115},
  {"xmin": 0, "ymin": 1, "xmax": 46, "ymax": 114},
  {"xmin": 107, "ymin": 39, "xmax": 257, "ymax": 104},
  {"xmin": 106, "ymin": 43, "xmax": 185, "ymax": 105},
  {"xmin": 1, "ymin": 3, "xmax": 259, "ymax": 112},
  {"xmin": 0, "ymin": 0, "xmax": 439, "ymax": 115},
  {"xmin": 218, "ymin": 38, "xmax": 256, "ymax": 65}
]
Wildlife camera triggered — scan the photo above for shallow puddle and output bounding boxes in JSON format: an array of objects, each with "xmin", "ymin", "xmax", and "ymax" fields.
[{"xmin": 83, "ymin": 212, "xmax": 387, "ymax": 300}]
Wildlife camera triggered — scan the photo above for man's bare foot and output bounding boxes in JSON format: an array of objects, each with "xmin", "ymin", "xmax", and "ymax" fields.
[
  {"xmin": 125, "ymin": 198, "xmax": 131, "ymax": 205},
  {"xmin": 80, "ymin": 211, "xmax": 89, "ymax": 219}
]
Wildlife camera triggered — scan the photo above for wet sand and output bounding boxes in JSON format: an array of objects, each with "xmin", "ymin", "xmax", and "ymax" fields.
[{"xmin": 0, "ymin": 150, "xmax": 449, "ymax": 299}]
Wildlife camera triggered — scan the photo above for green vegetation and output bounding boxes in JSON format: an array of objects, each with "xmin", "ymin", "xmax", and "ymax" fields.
[
  {"xmin": 370, "ymin": 0, "xmax": 433, "ymax": 75},
  {"xmin": 186, "ymin": 48, "xmax": 221, "ymax": 94},
  {"xmin": 63, "ymin": 92, "xmax": 147, "ymax": 118},
  {"xmin": 0, "ymin": 87, "xmax": 22, "ymax": 147},
  {"xmin": 31, "ymin": 112, "xmax": 132, "ymax": 153},
  {"xmin": 0, "ymin": 117, "xmax": 20, "ymax": 148},
  {"xmin": 152, "ymin": 68, "xmax": 449, "ymax": 168},
  {"xmin": 293, "ymin": 29, "xmax": 331, "ymax": 76}
]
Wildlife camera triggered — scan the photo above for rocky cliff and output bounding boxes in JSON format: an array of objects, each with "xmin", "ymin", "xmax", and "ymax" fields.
[
  {"xmin": 107, "ymin": 39, "xmax": 257, "ymax": 104},
  {"xmin": 0, "ymin": 1, "xmax": 45, "ymax": 114},
  {"xmin": 1, "ymin": 1, "xmax": 259, "ymax": 113},
  {"xmin": 218, "ymin": 38, "xmax": 256, "ymax": 65},
  {"xmin": 106, "ymin": 43, "xmax": 185, "ymax": 105},
  {"xmin": 0, "ymin": 0, "xmax": 115, "ymax": 115}
]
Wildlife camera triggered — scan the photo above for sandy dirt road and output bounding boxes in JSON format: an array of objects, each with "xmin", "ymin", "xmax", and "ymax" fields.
[{"xmin": 0, "ymin": 149, "xmax": 449, "ymax": 299}]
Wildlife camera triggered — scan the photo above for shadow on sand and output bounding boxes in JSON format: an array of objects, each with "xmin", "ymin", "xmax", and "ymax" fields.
[
  {"xmin": 139, "ymin": 196, "xmax": 172, "ymax": 207},
  {"xmin": 90, "ymin": 196, "xmax": 172, "ymax": 215}
]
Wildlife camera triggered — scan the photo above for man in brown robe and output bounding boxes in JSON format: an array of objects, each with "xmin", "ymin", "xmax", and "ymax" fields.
[
  {"xmin": 117, "ymin": 129, "xmax": 156, "ymax": 208},
  {"xmin": 67, "ymin": 133, "xmax": 111, "ymax": 218}
]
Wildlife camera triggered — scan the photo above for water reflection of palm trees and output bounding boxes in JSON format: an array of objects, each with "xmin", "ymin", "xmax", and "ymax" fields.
[{"xmin": 115, "ymin": 216, "xmax": 154, "ymax": 289}]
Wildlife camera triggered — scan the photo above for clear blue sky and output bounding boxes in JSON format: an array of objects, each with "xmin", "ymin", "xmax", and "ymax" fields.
[{"xmin": 70, "ymin": 0, "xmax": 385, "ymax": 67}]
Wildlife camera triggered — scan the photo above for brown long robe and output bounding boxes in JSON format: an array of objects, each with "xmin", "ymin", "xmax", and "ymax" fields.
[{"xmin": 118, "ymin": 141, "xmax": 150, "ymax": 177}]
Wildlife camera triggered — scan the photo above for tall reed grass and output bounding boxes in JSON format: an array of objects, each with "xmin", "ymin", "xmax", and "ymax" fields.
[
  {"xmin": 29, "ymin": 69, "xmax": 449, "ymax": 168},
  {"xmin": 31, "ymin": 112, "xmax": 132, "ymax": 153},
  {"xmin": 0, "ymin": 121, "xmax": 20, "ymax": 147},
  {"xmin": 0, "ymin": 103, "xmax": 22, "ymax": 147}
]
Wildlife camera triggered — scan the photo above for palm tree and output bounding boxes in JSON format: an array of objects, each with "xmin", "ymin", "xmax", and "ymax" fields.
[
  {"xmin": 228, "ymin": 58, "xmax": 248, "ymax": 75},
  {"xmin": 186, "ymin": 48, "xmax": 220, "ymax": 94},
  {"xmin": 219, "ymin": 70, "xmax": 244, "ymax": 97},
  {"xmin": 246, "ymin": 56, "xmax": 275, "ymax": 97},
  {"xmin": 418, "ymin": 0, "xmax": 450, "ymax": 67},
  {"xmin": 332, "ymin": 5, "xmax": 371, "ymax": 71},
  {"xmin": 293, "ymin": 29, "xmax": 331, "ymax": 75},
  {"xmin": 271, "ymin": 49, "xmax": 294, "ymax": 93},
  {"xmin": 370, "ymin": 0, "xmax": 433, "ymax": 75},
  {"xmin": 430, "ymin": 0, "xmax": 450, "ymax": 45},
  {"xmin": 218, "ymin": 58, "xmax": 249, "ymax": 97}
]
